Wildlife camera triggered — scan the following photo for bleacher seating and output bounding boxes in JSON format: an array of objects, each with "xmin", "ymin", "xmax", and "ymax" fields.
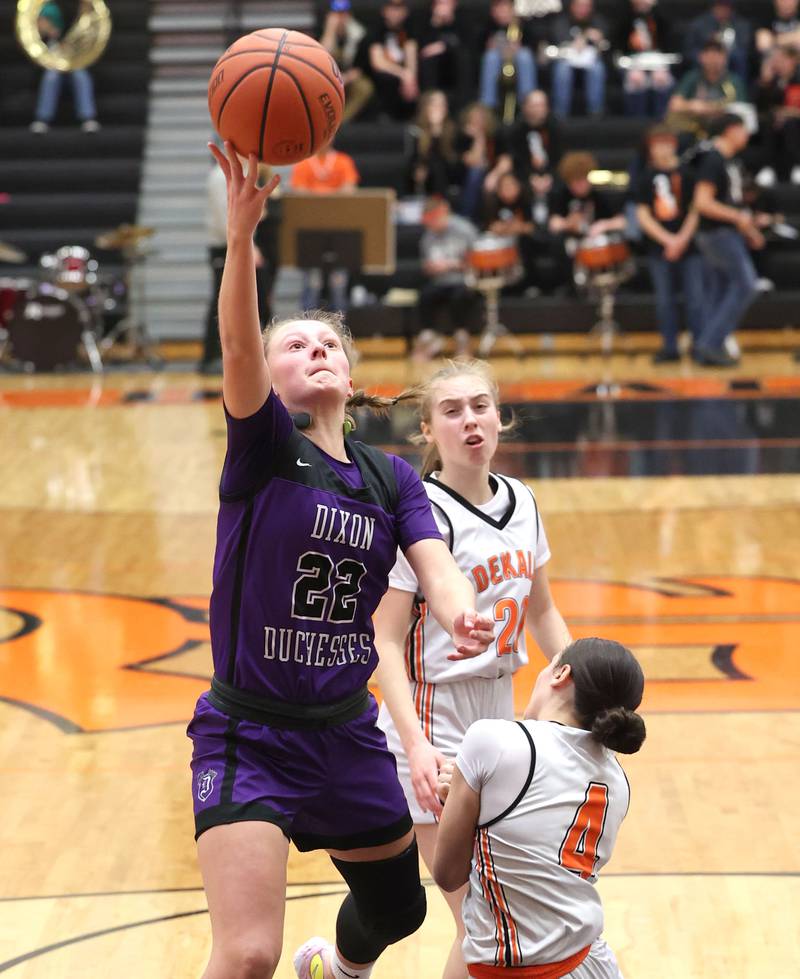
[
  {"xmin": 321, "ymin": 0, "xmax": 800, "ymax": 339},
  {"xmin": 0, "ymin": 2, "xmax": 150, "ymax": 285}
]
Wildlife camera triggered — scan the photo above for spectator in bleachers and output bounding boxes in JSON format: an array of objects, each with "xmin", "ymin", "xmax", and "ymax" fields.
[
  {"xmin": 548, "ymin": 151, "xmax": 627, "ymax": 288},
  {"xmin": 667, "ymin": 38, "xmax": 747, "ymax": 137},
  {"xmin": 319, "ymin": 0, "xmax": 374, "ymax": 123},
  {"xmin": 415, "ymin": 196, "xmax": 480, "ymax": 359},
  {"xmin": 481, "ymin": 171, "xmax": 535, "ymax": 288},
  {"xmin": 456, "ymin": 102, "xmax": 499, "ymax": 221},
  {"xmin": 634, "ymin": 125, "xmax": 703, "ymax": 363},
  {"xmin": 693, "ymin": 113, "xmax": 769, "ymax": 366},
  {"xmin": 485, "ymin": 90, "xmax": 561, "ymax": 191},
  {"xmin": 478, "ymin": 0, "xmax": 538, "ymax": 118},
  {"xmin": 405, "ymin": 90, "xmax": 459, "ymax": 196},
  {"xmin": 366, "ymin": 0, "xmax": 419, "ymax": 120},
  {"xmin": 413, "ymin": 0, "xmax": 474, "ymax": 111},
  {"xmin": 684, "ymin": 1, "xmax": 752, "ymax": 83},
  {"xmin": 290, "ymin": 145, "xmax": 360, "ymax": 311},
  {"xmin": 756, "ymin": 0, "xmax": 800, "ymax": 57},
  {"xmin": 548, "ymin": 0, "xmax": 611, "ymax": 117},
  {"xmin": 754, "ymin": 45, "xmax": 800, "ymax": 185},
  {"xmin": 617, "ymin": 0, "xmax": 676, "ymax": 118},
  {"xmin": 30, "ymin": 1, "xmax": 100, "ymax": 134}
]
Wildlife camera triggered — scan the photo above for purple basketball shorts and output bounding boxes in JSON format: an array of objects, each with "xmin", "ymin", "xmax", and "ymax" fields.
[{"xmin": 187, "ymin": 692, "xmax": 412, "ymax": 851}]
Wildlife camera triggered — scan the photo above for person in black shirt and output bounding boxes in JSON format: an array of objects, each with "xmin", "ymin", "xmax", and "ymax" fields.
[
  {"xmin": 693, "ymin": 113, "xmax": 770, "ymax": 366},
  {"xmin": 754, "ymin": 44, "xmax": 800, "ymax": 184},
  {"xmin": 456, "ymin": 102, "xmax": 499, "ymax": 221},
  {"xmin": 485, "ymin": 90, "xmax": 561, "ymax": 190},
  {"xmin": 404, "ymin": 89, "xmax": 459, "ymax": 196},
  {"xmin": 756, "ymin": 0, "xmax": 800, "ymax": 58},
  {"xmin": 549, "ymin": 0, "xmax": 611, "ymax": 117},
  {"xmin": 618, "ymin": 0, "xmax": 676, "ymax": 118},
  {"xmin": 548, "ymin": 151, "xmax": 627, "ymax": 290},
  {"xmin": 635, "ymin": 126, "xmax": 703, "ymax": 363},
  {"xmin": 319, "ymin": 0, "xmax": 374, "ymax": 123},
  {"xmin": 413, "ymin": 0, "xmax": 474, "ymax": 111},
  {"xmin": 367, "ymin": 0, "xmax": 419, "ymax": 120}
]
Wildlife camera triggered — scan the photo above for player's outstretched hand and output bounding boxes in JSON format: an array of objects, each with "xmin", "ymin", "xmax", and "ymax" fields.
[
  {"xmin": 437, "ymin": 760, "xmax": 455, "ymax": 804},
  {"xmin": 408, "ymin": 739, "xmax": 448, "ymax": 817},
  {"xmin": 449, "ymin": 610, "xmax": 494, "ymax": 660},
  {"xmin": 208, "ymin": 140, "xmax": 280, "ymax": 240}
]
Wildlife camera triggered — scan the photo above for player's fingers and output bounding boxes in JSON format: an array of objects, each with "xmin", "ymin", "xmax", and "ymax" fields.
[
  {"xmin": 424, "ymin": 772, "xmax": 444, "ymax": 815},
  {"xmin": 246, "ymin": 152, "xmax": 259, "ymax": 188},
  {"xmin": 259, "ymin": 173, "xmax": 281, "ymax": 200},
  {"xmin": 224, "ymin": 141, "xmax": 243, "ymax": 184},
  {"xmin": 470, "ymin": 629, "xmax": 494, "ymax": 644},
  {"xmin": 208, "ymin": 142, "xmax": 231, "ymax": 177}
]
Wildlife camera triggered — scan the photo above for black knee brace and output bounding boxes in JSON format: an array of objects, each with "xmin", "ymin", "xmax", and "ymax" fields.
[{"xmin": 332, "ymin": 839, "xmax": 427, "ymax": 963}]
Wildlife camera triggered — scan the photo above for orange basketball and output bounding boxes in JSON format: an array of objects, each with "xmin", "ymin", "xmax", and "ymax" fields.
[{"xmin": 208, "ymin": 28, "xmax": 345, "ymax": 165}]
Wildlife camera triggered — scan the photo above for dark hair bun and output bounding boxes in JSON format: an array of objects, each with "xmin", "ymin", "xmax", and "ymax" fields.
[{"xmin": 591, "ymin": 707, "xmax": 646, "ymax": 754}]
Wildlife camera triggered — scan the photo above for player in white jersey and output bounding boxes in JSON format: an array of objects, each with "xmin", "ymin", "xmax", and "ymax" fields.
[
  {"xmin": 373, "ymin": 359, "xmax": 572, "ymax": 979},
  {"xmin": 433, "ymin": 637, "xmax": 646, "ymax": 979}
]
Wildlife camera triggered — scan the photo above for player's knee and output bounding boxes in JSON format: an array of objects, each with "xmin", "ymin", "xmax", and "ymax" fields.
[
  {"xmin": 220, "ymin": 938, "xmax": 281, "ymax": 979},
  {"xmin": 373, "ymin": 880, "xmax": 427, "ymax": 944},
  {"xmin": 333, "ymin": 837, "xmax": 427, "ymax": 949}
]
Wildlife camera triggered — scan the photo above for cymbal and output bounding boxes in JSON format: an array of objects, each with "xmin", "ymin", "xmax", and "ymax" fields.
[
  {"xmin": 95, "ymin": 224, "xmax": 155, "ymax": 250},
  {"xmin": 0, "ymin": 241, "xmax": 26, "ymax": 264}
]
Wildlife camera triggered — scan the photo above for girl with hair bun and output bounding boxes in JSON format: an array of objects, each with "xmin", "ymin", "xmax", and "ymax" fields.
[
  {"xmin": 373, "ymin": 358, "xmax": 571, "ymax": 979},
  {"xmin": 434, "ymin": 637, "xmax": 646, "ymax": 979}
]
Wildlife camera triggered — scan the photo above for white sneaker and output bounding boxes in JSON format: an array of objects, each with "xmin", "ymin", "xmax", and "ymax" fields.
[
  {"xmin": 29, "ymin": 121, "xmax": 49, "ymax": 134},
  {"xmin": 293, "ymin": 937, "xmax": 332, "ymax": 978},
  {"xmin": 724, "ymin": 335, "xmax": 741, "ymax": 359},
  {"xmin": 791, "ymin": 166, "xmax": 800, "ymax": 185},
  {"xmin": 755, "ymin": 277, "xmax": 775, "ymax": 292},
  {"xmin": 81, "ymin": 119, "xmax": 100, "ymax": 133},
  {"xmin": 755, "ymin": 167, "xmax": 776, "ymax": 188}
]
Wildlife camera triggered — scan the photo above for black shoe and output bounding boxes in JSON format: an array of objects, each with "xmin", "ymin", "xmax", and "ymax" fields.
[
  {"xmin": 692, "ymin": 346, "xmax": 739, "ymax": 367},
  {"xmin": 652, "ymin": 348, "xmax": 681, "ymax": 364}
]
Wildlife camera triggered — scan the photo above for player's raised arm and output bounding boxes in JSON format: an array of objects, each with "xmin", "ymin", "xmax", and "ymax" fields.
[
  {"xmin": 404, "ymin": 538, "xmax": 494, "ymax": 659},
  {"xmin": 208, "ymin": 140, "xmax": 280, "ymax": 419}
]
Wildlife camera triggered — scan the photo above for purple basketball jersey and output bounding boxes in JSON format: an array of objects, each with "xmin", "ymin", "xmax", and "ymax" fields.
[{"xmin": 208, "ymin": 392, "xmax": 440, "ymax": 704}]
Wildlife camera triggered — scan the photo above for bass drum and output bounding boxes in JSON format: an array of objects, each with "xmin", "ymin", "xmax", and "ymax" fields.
[{"xmin": 6, "ymin": 282, "xmax": 89, "ymax": 371}]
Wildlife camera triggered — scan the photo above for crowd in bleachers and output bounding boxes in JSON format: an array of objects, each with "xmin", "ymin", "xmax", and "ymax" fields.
[{"xmin": 306, "ymin": 0, "xmax": 800, "ymax": 365}]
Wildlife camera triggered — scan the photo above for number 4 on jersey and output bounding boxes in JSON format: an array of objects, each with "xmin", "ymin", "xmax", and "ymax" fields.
[{"xmin": 558, "ymin": 783, "xmax": 609, "ymax": 880}]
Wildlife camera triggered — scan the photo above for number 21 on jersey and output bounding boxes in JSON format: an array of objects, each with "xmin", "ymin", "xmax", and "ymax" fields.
[
  {"xmin": 493, "ymin": 597, "xmax": 529, "ymax": 656},
  {"xmin": 558, "ymin": 783, "xmax": 609, "ymax": 880}
]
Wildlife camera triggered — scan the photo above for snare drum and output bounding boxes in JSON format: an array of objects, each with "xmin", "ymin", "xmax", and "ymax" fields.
[
  {"xmin": 574, "ymin": 234, "xmax": 631, "ymax": 273},
  {"xmin": 467, "ymin": 235, "xmax": 520, "ymax": 279}
]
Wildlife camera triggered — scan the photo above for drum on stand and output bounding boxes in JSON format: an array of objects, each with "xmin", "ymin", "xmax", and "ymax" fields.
[
  {"xmin": 3, "ymin": 282, "xmax": 102, "ymax": 372},
  {"xmin": 465, "ymin": 235, "xmax": 524, "ymax": 356},
  {"xmin": 572, "ymin": 233, "xmax": 636, "ymax": 355}
]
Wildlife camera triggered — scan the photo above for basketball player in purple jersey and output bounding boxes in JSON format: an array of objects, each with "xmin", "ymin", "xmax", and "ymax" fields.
[{"xmin": 189, "ymin": 140, "xmax": 494, "ymax": 979}]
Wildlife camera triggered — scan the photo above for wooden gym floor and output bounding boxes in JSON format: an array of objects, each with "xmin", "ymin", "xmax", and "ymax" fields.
[{"xmin": 1, "ymin": 340, "xmax": 799, "ymax": 978}]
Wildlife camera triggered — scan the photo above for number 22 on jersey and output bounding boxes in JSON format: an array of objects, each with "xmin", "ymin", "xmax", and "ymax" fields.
[{"xmin": 558, "ymin": 783, "xmax": 609, "ymax": 879}]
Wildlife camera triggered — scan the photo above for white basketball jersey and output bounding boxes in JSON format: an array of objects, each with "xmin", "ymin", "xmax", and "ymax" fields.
[
  {"xmin": 389, "ymin": 473, "xmax": 551, "ymax": 684},
  {"xmin": 456, "ymin": 718, "xmax": 631, "ymax": 968}
]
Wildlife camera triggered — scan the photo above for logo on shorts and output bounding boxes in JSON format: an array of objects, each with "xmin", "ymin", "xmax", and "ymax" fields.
[{"xmin": 197, "ymin": 768, "xmax": 218, "ymax": 802}]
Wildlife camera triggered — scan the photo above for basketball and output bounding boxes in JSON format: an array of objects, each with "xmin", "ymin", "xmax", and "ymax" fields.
[{"xmin": 207, "ymin": 28, "xmax": 345, "ymax": 165}]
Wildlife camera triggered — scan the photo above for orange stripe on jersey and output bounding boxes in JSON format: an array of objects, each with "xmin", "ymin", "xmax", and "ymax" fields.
[
  {"xmin": 477, "ymin": 828, "xmax": 522, "ymax": 966},
  {"xmin": 404, "ymin": 600, "xmax": 427, "ymax": 682},
  {"xmin": 467, "ymin": 944, "xmax": 591, "ymax": 979}
]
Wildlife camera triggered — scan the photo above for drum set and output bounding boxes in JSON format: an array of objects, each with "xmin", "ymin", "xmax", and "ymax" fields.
[{"xmin": 0, "ymin": 225, "xmax": 157, "ymax": 372}]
